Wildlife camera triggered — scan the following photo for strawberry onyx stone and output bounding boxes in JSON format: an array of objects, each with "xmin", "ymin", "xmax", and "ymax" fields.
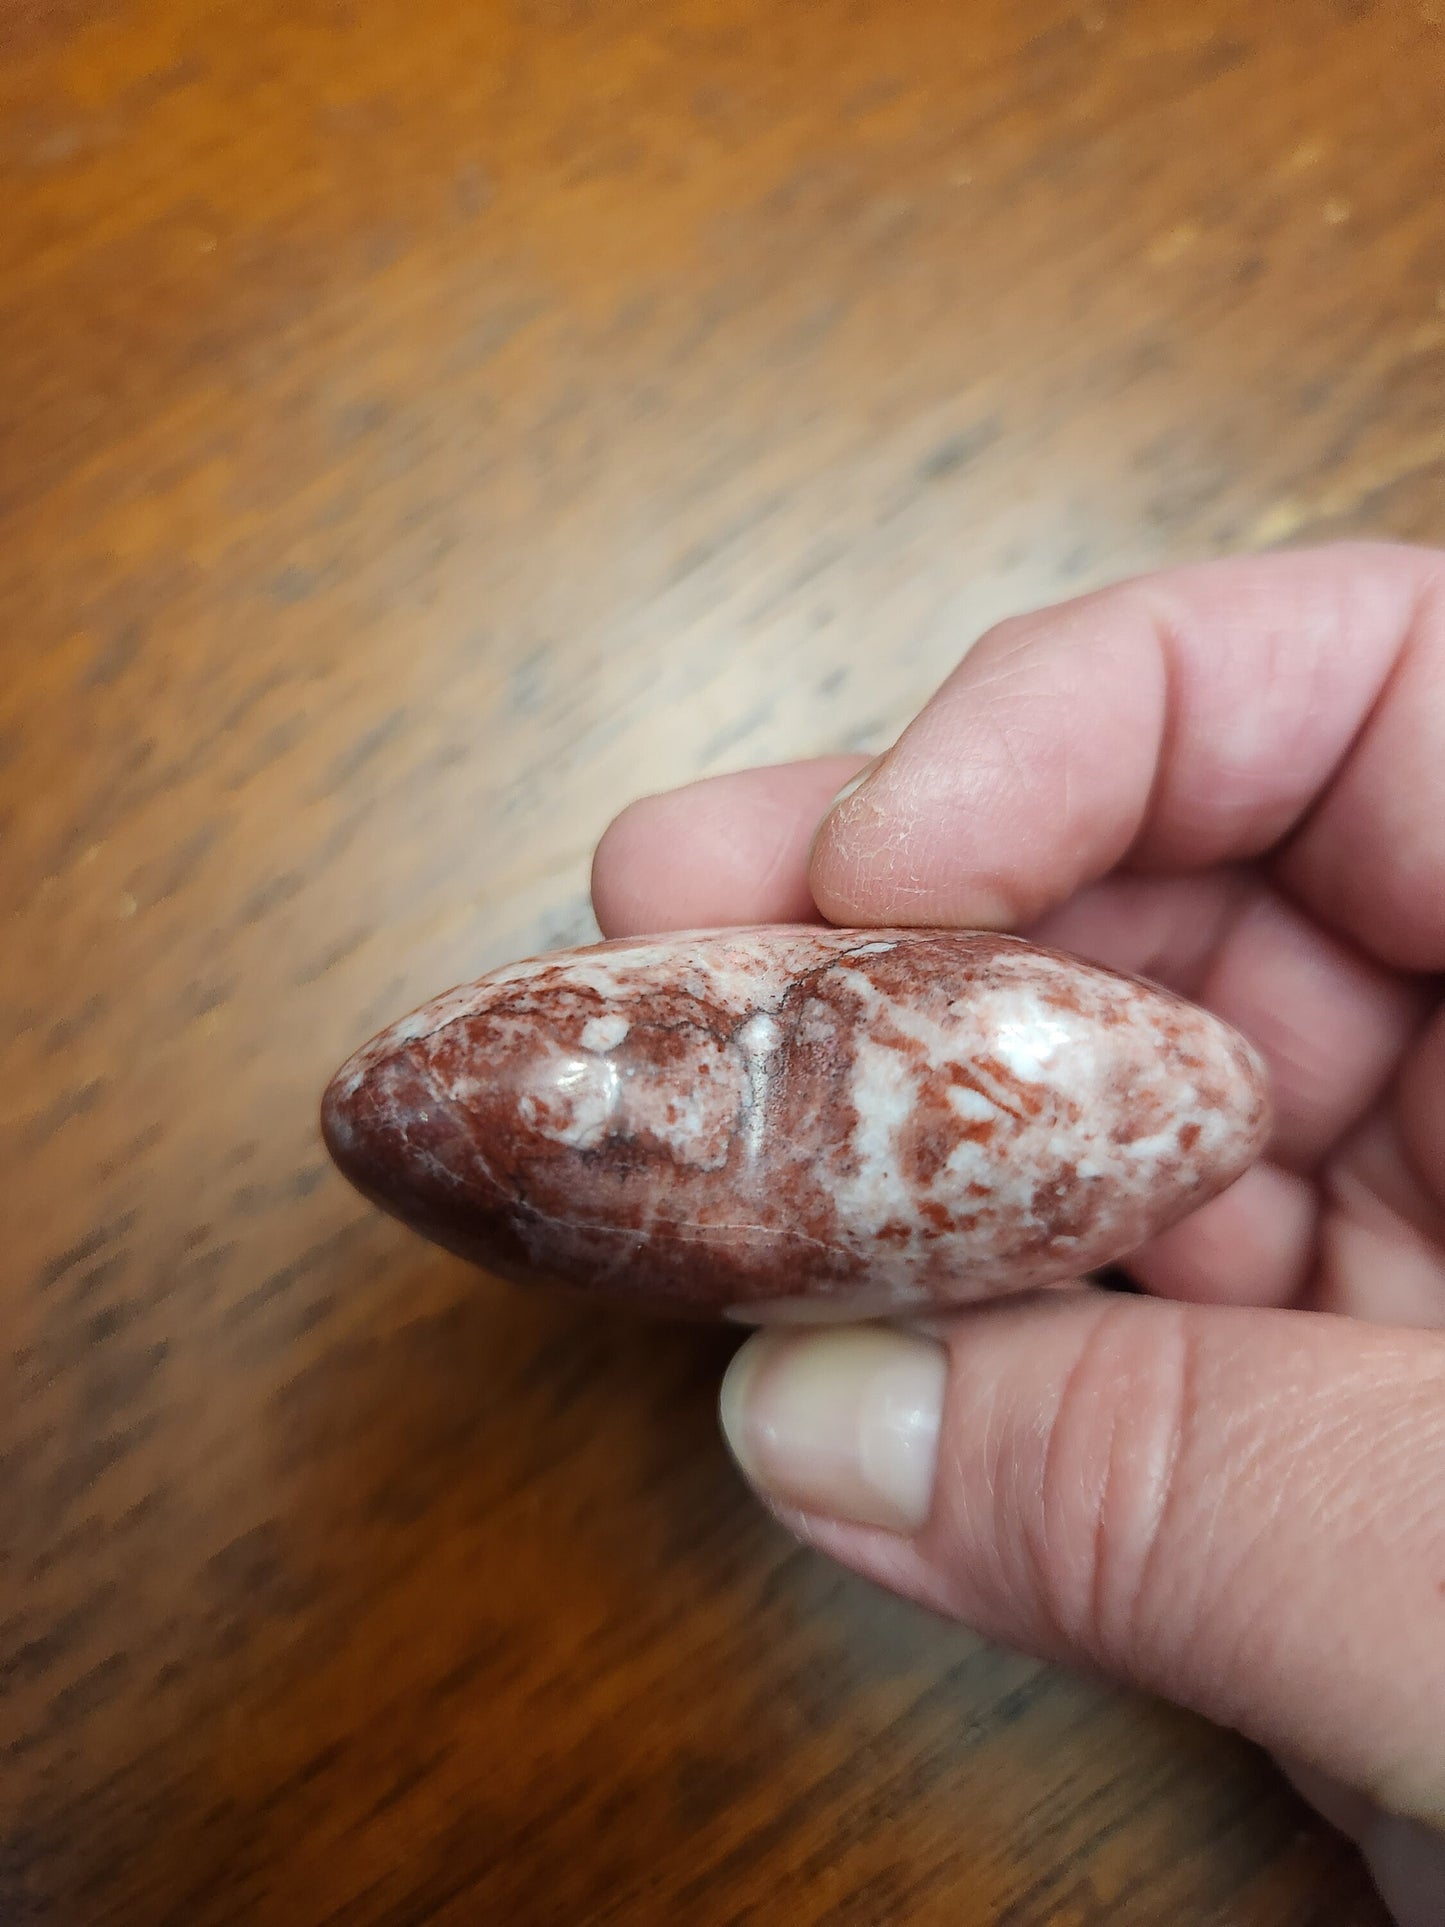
[{"xmin": 321, "ymin": 927, "xmax": 1270, "ymax": 1322}]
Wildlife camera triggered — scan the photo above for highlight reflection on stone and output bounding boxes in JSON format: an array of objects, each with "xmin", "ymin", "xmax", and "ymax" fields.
[{"xmin": 322, "ymin": 927, "xmax": 1270, "ymax": 1321}]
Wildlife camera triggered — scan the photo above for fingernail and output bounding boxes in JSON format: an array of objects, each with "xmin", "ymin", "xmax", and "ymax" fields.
[
  {"xmin": 719, "ymin": 1326, "xmax": 948, "ymax": 1533},
  {"xmin": 825, "ymin": 754, "xmax": 885, "ymax": 816}
]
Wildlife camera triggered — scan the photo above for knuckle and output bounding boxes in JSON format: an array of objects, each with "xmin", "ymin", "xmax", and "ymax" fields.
[{"xmin": 1028, "ymin": 1301, "xmax": 1202, "ymax": 1674}]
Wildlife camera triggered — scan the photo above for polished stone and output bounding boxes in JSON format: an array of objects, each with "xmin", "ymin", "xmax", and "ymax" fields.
[{"xmin": 322, "ymin": 928, "xmax": 1271, "ymax": 1320}]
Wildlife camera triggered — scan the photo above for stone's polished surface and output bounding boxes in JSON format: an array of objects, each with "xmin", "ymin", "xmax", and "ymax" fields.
[{"xmin": 323, "ymin": 927, "xmax": 1270, "ymax": 1318}]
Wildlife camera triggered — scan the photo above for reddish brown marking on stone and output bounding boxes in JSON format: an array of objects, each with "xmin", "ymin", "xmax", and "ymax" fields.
[
  {"xmin": 1109, "ymin": 1089, "xmax": 1170, "ymax": 1145},
  {"xmin": 773, "ymin": 986, "xmax": 864, "ymax": 1201},
  {"xmin": 897, "ymin": 1113, "xmax": 955, "ymax": 1188},
  {"xmin": 1024, "ymin": 1171, "xmax": 1108, "ymax": 1247},
  {"xmin": 971, "ymin": 1056, "xmax": 1048, "ymax": 1123},
  {"xmin": 1178, "ymin": 1121, "xmax": 1201, "ymax": 1153},
  {"xmin": 1037, "ymin": 982, "xmax": 1090, "ymax": 1018}
]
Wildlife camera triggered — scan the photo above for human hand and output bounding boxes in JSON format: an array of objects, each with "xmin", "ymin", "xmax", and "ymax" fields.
[{"xmin": 590, "ymin": 543, "xmax": 1445, "ymax": 1924}]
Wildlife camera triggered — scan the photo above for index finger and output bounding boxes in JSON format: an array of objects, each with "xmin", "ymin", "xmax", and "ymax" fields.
[{"xmin": 810, "ymin": 542, "xmax": 1445, "ymax": 970}]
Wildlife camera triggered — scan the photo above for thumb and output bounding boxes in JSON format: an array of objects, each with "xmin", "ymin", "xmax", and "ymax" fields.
[{"xmin": 719, "ymin": 1294, "xmax": 1445, "ymax": 1835}]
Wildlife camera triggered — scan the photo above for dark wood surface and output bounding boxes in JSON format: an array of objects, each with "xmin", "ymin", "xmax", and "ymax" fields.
[{"xmin": 5, "ymin": 0, "xmax": 1440, "ymax": 1919}]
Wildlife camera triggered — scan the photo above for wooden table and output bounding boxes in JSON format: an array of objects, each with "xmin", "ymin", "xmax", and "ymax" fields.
[{"xmin": 5, "ymin": 1, "xmax": 1439, "ymax": 1918}]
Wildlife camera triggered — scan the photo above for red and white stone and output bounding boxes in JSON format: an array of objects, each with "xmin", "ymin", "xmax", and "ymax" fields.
[{"xmin": 321, "ymin": 927, "xmax": 1270, "ymax": 1320}]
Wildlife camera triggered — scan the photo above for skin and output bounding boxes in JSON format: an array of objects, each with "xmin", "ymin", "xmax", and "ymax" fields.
[{"xmin": 590, "ymin": 542, "xmax": 1445, "ymax": 1924}]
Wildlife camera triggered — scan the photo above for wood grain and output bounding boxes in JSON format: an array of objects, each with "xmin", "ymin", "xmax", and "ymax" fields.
[{"xmin": 4, "ymin": 0, "xmax": 1440, "ymax": 1918}]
